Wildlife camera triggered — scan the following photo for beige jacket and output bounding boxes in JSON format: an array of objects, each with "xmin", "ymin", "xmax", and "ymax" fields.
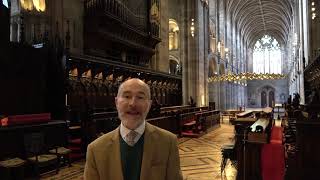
[{"xmin": 84, "ymin": 122, "xmax": 183, "ymax": 180}]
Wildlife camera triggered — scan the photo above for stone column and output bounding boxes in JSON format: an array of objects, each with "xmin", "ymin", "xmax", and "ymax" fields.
[{"xmin": 156, "ymin": 0, "xmax": 169, "ymax": 73}]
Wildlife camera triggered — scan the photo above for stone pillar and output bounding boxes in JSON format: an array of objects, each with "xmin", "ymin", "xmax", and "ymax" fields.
[
  {"xmin": 156, "ymin": 0, "xmax": 169, "ymax": 73},
  {"xmin": 181, "ymin": 0, "xmax": 191, "ymax": 104},
  {"xmin": 196, "ymin": 0, "xmax": 209, "ymax": 107}
]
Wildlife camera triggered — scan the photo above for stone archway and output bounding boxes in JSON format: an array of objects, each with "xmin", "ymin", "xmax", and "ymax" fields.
[{"xmin": 169, "ymin": 55, "xmax": 180, "ymax": 75}]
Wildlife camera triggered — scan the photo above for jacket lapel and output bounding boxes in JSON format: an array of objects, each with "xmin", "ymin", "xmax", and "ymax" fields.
[
  {"xmin": 140, "ymin": 123, "xmax": 156, "ymax": 180},
  {"xmin": 109, "ymin": 127, "xmax": 124, "ymax": 180}
]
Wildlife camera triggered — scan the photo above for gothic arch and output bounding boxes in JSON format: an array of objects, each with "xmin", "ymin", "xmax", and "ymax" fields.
[
  {"xmin": 169, "ymin": 19, "xmax": 180, "ymax": 50},
  {"xmin": 257, "ymin": 84, "xmax": 276, "ymax": 107},
  {"xmin": 169, "ymin": 55, "xmax": 180, "ymax": 75}
]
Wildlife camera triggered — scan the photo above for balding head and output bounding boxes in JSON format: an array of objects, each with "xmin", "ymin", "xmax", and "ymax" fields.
[
  {"xmin": 117, "ymin": 78, "xmax": 151, "ymax": 99},
  {"xmin": 115, "ymin": 78, "xmax": 152, "ymax": 130}
]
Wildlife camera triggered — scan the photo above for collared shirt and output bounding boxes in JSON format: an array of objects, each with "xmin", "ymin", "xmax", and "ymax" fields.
[{"xmin": 120, "ymin": 121, "xmax": 145, "ymax": 146}]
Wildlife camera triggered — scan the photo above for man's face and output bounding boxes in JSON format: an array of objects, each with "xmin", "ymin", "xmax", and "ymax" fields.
[{"xmin": 115, "ymin": 79, "xmax": 152, "ymax": 130}]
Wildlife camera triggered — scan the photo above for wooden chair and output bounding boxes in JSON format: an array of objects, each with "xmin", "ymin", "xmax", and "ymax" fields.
[
  {"xmin": 24, "ymin": 132, "xmax": 59, "ymax": 177},
  {"xmin": 0, "ymin": 157, "xmax": 26, "ymax": 180},
  {"xmin": 49, "ymin": 147, "xmax": 72, "ymax": 167},
  {"xmin": 221, "ymin": 144, "xmax": 237, "ymax": 176}
]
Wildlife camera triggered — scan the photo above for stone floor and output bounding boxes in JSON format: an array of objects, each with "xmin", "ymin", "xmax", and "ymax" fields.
[
  {"xmin": 179, "ymin": 124, "xmax": 236, "ymax": 180},
  {"xmin": 41, "ymin": 123, "xmax": 237, "ymax": 180}
]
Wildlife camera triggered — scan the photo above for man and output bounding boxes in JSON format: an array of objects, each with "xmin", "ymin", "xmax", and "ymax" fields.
[{"xmin": 84, "ymin": 78, "xmax": 183, "ymax": 180}]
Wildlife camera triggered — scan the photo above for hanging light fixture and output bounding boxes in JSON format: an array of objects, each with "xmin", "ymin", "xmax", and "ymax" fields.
[
  {"xmin": 217, "ymin": 41, "xmax": 221, "ymax": 53},
  {"xmin": 208, "ymin": 72, "xmax": 286, "ymax": 83}
]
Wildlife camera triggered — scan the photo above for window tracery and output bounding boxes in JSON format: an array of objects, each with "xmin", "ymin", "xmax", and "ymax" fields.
[{"xmin": 253, "ymin": 35, "xmax": 282, "ymax": 74}]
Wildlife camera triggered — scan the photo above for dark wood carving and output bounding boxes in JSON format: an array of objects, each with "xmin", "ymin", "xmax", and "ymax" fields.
[
  {"xmin": 304, "ymin": 55, "xmax": 320, "ymax": 120},
  {"xmin": 65, "ymin": 56, "xmax": 182, "ymax": 127},
  {"xmin": 84, "ymin": 0, "xmax": 161, "ymax": 67}
]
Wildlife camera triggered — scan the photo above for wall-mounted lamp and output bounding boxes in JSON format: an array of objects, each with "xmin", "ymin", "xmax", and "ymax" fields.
[
  {"xmin": 312, "ymin": 13, "xmax": 317, "ymax": 20},
  {"xmin": 190, "ymin": 19, "xmax": 195, "ymax": 37},
  {"xmin": 201, "ymin": 95, "xmax": 205, "ymax": 106},
  {"xmin": 217, "ymin": 41, "xmax": 221, "ymax": 53},
  {"xmin": 311, "ymin": 2, "xmax": 317, "ymax": 20},
  {"xmin": 225, "ymin": 48, "xmax": 229, "ymax": 60}
]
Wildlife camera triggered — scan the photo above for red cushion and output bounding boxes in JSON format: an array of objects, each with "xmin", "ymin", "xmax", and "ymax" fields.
[{"xmin": 8, "ymin": 113, "xmax": 51, "ymax": 125}]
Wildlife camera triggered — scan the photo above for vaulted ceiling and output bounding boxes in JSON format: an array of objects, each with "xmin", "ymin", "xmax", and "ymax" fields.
[{"xmin": 227, "ymin": 0, "xmax": 293, "ymax": 48}]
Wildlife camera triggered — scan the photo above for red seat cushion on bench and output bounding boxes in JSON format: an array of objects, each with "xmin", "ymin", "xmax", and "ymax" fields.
[
  {"xmin": 8, "ymin": 113, "xmax": 51, "ymax": 125},
  {"xmin": 184, "ymin": 121, "xmax": 196, "ymax": 126}
]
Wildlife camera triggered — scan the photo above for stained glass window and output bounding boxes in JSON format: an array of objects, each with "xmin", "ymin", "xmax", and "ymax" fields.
[{"xmin": 253, "ymin": 35, "xmax": 282, "ymax": 74}]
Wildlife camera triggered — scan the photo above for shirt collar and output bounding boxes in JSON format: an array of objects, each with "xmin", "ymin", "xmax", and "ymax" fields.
[{"xmin": 120, "ymin": 120, "xmax": 145, "ymax": 139}]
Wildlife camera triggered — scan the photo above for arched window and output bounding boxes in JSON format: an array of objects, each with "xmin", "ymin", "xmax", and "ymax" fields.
[
  {"xmin": 169, "ymin": 19, "xmax": 179, "ymax": 50},
  {"xmin": 253, "ymin": 35, "xmax": 282, "ymax": 74}
]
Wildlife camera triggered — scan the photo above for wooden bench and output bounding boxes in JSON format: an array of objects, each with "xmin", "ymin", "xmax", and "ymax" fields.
[
  {"xmin": 178, "ymin": 112, "xmax": 197, "ymax": 137},
  {"xmin": 195, "ymin": 110, "xmax": 220, "ymax": 132},
  {"xmin": 146, "ymin": 116, "xmax": 177, "ymax": 133},
  {"xmin": 221, "ymin": 110, "xmax": 243, "ymax": 122},
  {"xmin": 89, "ymin": 111, "xmax": 119, "ymax": 136}
]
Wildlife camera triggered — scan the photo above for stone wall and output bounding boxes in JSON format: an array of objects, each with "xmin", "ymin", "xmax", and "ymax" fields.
[{"xmin": 247, "ymin": 79, "xmax": 288, "ymax": 108}]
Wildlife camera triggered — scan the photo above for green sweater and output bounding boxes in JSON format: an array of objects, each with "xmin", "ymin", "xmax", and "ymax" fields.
[{"xmin": 120, "ymin": 134, "xmax": 144, "ymax": 180}]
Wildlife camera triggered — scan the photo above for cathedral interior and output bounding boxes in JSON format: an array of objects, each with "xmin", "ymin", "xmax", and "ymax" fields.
[{"xmin": 0, "ymin": 0, "xmax": 320, "ymax": 179}]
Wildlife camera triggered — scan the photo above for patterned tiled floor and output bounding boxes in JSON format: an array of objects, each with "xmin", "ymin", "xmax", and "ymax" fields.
[
  {"xmin": 179, "ymin": 124, "xmax": 236, "ymax": 180},
  {"xmin": 41, "ymin": 123, "xmax": 237, "ymax": 180},
  {"xmin": 41, "ymin": 160, "xmax": 85, "ymax": 180}
]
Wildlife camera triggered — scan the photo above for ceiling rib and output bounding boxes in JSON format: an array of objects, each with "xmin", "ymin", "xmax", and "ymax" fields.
[{"xmin": 258, "ymin": 0, "xmax": 266, "ymax": 33}]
